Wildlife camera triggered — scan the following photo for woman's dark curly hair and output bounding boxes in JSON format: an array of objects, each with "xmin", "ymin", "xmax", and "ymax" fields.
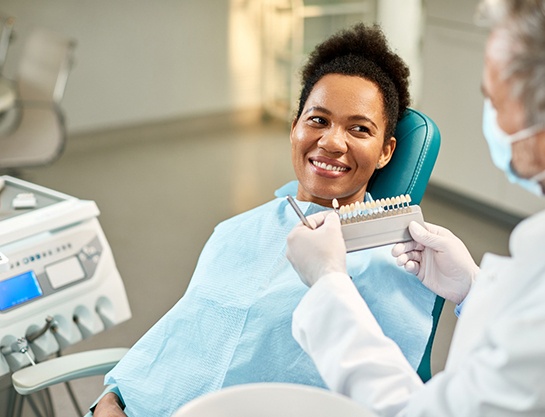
[{"xmin": 296, "ymin": 23, "xmax": 411, "ymax": 140}]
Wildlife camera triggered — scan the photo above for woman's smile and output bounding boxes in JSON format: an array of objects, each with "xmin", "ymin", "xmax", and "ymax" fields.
[{"xmin": 309, "ymin": 156, "xmax": 351, "ymax": 177}]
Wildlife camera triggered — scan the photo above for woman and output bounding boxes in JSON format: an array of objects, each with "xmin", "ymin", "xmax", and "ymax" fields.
[{"xmin": 93, "ymin": 23, "xmax": 436, "ymax": 417}]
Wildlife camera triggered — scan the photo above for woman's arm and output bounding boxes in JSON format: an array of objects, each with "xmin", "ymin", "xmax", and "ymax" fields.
[{"xmin": 92, "ymin": 393, "xmax": 126, "ymax": 417}]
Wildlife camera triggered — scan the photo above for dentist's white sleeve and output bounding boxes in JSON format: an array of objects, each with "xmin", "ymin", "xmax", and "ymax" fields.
[{"xmin": 292, "ymin": 273, "xmax": 424, "ymax": 417}]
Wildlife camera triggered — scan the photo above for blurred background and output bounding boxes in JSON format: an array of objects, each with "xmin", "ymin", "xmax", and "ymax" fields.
[{"xmin": 0, "ymin": 0, "xmax": 539, "ymax": 415}]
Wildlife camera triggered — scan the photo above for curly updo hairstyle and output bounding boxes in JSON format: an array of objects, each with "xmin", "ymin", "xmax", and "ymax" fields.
[{"xmin": 296, "ymin": 23, "xmax": 411, "ymax": 140}]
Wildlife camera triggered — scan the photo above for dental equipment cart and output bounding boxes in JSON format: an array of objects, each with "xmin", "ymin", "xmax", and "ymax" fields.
[{"xmin": 0, "ymin": 175, "xmax": 131, "ymax": 416}]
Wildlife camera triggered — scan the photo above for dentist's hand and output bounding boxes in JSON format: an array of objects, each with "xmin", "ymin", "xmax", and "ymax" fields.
[
  {"xmin": 287, "ymin": 211, "xmax": 347, "ymax": 287},
  {"xmin": 392, "ymin": 221, "xmax": 480, "ymax": 304}
]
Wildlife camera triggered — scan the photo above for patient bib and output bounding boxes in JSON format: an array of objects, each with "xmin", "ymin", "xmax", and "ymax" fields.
[{"xmin": 105, "ymin": 195, "xmax": 435, "ymax": 417}]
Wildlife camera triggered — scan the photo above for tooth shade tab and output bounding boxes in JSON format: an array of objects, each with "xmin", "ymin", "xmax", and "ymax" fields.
[{"xmin": 337, "ymin": 194, "xmax": 414, "ymax": 225}]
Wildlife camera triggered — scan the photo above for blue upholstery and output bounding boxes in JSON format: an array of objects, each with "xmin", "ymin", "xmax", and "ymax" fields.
[
  {"xmin": 368, "ymin": 108, "xmax": 442, "ymax": 382},
  {"xmin": 367, "ymin": 108, "xmax": 441, "ymax": 205}
]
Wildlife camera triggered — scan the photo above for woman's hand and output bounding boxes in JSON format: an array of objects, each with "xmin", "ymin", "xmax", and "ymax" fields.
[{"xmin": 93, "ymin": 393, "xmax": 126, "ymax": 417}]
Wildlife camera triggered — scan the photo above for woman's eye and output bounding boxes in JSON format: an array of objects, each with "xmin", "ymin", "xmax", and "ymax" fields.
[
  {"xmin": 352, "ymin": 125, "xmax": 371, "ymax": 134},
  {"xmin": 309, "ymin": 116, "xmax": 326, "ymax": 125}
]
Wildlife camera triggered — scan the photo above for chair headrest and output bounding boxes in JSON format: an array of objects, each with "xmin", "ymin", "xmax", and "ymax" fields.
[{"xmin": 367, "ymin": 108, "xmax": 441, "ymax": 204}]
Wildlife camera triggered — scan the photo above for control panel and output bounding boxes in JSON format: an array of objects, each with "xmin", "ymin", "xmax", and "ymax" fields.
[{"xmin": 0, "ymin": 176, "xmax": 131, "ymax": 379}]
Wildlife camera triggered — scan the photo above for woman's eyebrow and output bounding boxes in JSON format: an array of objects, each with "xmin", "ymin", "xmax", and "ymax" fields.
[
  {"xmin": 347, "ymin": 115, "xmax": 378, "ymax": 130},
  {"xmin": 303, "ymin": 106, "xmax": 332, "ymax": 115},
  {"xmin": 304, "ymin": 106, "xmax": 379, "ymax": 130}
]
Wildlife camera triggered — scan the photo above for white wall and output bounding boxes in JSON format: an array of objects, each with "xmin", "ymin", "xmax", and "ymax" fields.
[
  {"xmin": 377, "ymin": 0, "xmax": 423, "ymax": 106},
  {"xmin": 1, "ymin": 0, "xmax": 262, "ymax": 133},
  {"xmin": 420, "ymin": 0, "xmax": 545, "ymax": 217}
]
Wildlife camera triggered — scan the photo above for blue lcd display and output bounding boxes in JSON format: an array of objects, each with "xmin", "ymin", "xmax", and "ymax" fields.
[{"xmin": 0, "ymin": 271, "xmax": 43, "ymax": 311}]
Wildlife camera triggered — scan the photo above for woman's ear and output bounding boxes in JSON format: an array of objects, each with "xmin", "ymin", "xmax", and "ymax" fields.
[
  {"xmin": 377, "ymin": 137, "xmax": 396, "ymax": 169},
  {"xmin": 289, "ymin": 117, "xmax": 298, "ymax": 144}
]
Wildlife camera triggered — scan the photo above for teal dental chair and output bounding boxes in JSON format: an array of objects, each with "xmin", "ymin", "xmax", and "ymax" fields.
[
  {"xmin": 275, "ymin": 107, "xmax": 443, "ymax": 381},
  {"xmin": 368, "ymin": 108, "xmax": 441, "ymax": 206},
  {"xmin": 369, "ymin": 107, "xmax": 443, "ymax": 382},
  {"xmin": 10, "ymin": 108, "xmax": 442, "ymax": 416}
]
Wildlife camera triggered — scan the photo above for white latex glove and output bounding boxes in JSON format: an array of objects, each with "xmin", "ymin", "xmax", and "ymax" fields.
[
  {"xmin": 391, "ymin": 221, "xmax": 480, "ymax": 304},
  {"xmin": 286, "ymin": 211, "xmax": 347, "ymax": 287}
]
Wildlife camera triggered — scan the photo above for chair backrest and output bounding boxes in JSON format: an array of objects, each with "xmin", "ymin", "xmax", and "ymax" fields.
[
  {"xmin": 172, "ymin": 383, "xmax": 378, "ymax": 417},
  {"xmin": 0, "ymin": 104, "xmax": 66, "ymax": 169},
  {"xmin": 367, "ymin": 108, "xmax": 441, "ymax": 204},
  {"xmin": 368, "ymin": 107, "xmax": 443, "ymax": 382},
  {"xmin": 17, "ymin": 28, "xmax": 76, "ymax": 103}
]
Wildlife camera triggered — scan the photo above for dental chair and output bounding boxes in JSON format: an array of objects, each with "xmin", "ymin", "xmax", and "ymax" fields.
[
  {"xmin": 367, "ymin": 108, "xmax": 444, "ymax": 383},
  {"xmin": 171, "ymin": 108, "xmax": 442, "ymax": 417},
  {"xmin": 9, "ymin": 108, "xmax": 441, "ymax": 416}
]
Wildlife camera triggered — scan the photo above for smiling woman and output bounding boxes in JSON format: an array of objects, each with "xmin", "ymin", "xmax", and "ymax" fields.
[
  {"xmin": 291, "ymin": 23, "xmax": 410, "ymax": 207},
  {"xmin": 92, "ymin": 23, "xmax": 437, "ymax": 417}
]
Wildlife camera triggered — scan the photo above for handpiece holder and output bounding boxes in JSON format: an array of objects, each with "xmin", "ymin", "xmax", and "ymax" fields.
[{"xmin": 339, "ymin": 196, "xmax": 424, "ymax": 252}]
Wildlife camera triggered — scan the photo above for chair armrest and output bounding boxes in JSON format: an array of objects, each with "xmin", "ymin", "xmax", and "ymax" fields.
[{"xmin": 11, "ymin": 347, "xmax": 128, "ymax": 395}]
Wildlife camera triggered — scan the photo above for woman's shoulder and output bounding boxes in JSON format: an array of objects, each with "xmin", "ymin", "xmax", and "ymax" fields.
[{"xmin": 216, "ymin": 198, "xmax": 282, "ymax": 229}]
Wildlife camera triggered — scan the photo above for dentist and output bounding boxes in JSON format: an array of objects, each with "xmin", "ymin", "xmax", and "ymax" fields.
[{"xmin": 287, "ymin": 0, "xmax": 545, "ymax": 416}]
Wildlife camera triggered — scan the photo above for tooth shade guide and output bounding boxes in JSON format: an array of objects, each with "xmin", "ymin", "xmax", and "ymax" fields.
[
  {"xmin": 340, "ymin": 199, "xmax": 425, "ymax": 252},
  {"xmin": 337, "ymin": 194, "xmax": 414, "ymax": 225}
]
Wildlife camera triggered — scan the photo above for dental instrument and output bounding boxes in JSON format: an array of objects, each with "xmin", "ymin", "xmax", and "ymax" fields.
[{"xmin": 287, "ymin": 195, "xmax": 314, "ymax": 229}]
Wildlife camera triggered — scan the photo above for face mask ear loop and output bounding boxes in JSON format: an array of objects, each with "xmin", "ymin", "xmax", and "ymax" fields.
[{"xmin": 509, "ymin": 124, "xmax": 545, "ymax": 143}]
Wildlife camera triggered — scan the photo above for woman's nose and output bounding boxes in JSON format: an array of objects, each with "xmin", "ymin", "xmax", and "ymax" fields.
[{"xmin": 317, "ymin": 126, "xmax": 348, "ymax": 154}]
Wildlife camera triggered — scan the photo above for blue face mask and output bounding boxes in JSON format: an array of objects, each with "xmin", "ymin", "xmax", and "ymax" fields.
[{"xmin": 482, "ymin": 99, "xmax": 545, "ymax": 196}]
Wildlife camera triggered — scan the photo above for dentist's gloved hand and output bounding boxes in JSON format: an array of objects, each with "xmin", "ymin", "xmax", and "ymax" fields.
[
  {"xmin": 287, "ymin": 211, "xmax": 347, "ymax": 287},
  {"xmin": 392, "ymin": 221, "xmax": 480, "ymax": 304}
]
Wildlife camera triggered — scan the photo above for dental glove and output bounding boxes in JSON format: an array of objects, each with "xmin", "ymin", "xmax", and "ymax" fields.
[
  {"xmin": 287, "ymin": 211, "xmax": 347, "ymax": 287},
  {"xmin": 391, "ymin": 221, "xmax": 480, "ymax": 304}
]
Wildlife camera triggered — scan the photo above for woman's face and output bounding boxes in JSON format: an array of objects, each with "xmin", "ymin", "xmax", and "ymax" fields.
[{"xmin": 291, "ymin": 73, "xmax": 395, "ymax": 207}]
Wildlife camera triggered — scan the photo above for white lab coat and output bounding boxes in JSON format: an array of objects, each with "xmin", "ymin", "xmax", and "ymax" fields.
[{"xmin": 292, "ymin": 209, "xmax": 545, "ymax": 417}]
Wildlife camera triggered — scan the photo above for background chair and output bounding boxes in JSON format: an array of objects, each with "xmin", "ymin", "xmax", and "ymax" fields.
[
  {"xmin": 172, "ymin": 383, "xmax": 379, "ymax": 417},
  {"xmin": 0, "ymin": 13, "xmax": 15, "ymax": 73},
  {"xmin": 0, "ymin": 27, "xmax": 76, "ymax": 170}
]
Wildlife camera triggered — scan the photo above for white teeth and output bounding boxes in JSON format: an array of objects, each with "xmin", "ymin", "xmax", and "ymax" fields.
[{"xmin": 312, "ymin": 160, "xmax": 348, "ymax": 172}]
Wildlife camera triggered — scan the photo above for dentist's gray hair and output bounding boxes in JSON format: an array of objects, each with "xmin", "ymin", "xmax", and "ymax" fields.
[{"xmin": 476, "ymin": 0, "xmax": 545, "ymax": 126}]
